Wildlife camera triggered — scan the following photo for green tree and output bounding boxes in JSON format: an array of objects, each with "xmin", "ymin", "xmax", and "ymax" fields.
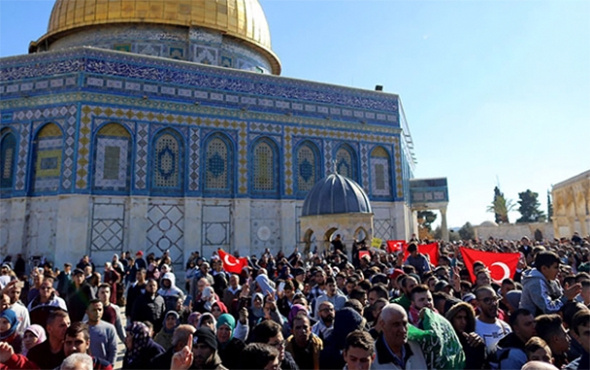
[
  {"xmin": 458, "ymin": 222, "xmax": 475, "ymax": 240},
  {"xmin": 516, "ymin": 189, "xmax": 546, "ymax": 223},
  {"xmin": 487, "ymin": 186, "xmax": 515, "ymax": 223},
  {"xmin": 417, "ymin": 210, "xmax": 437, "ymax": 232}
]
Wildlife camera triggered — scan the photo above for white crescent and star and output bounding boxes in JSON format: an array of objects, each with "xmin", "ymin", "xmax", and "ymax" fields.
[
  {"xmin": 223, "ymin": 254, "xmax": 238, "ymax": 266},
  {"xmin": 491, "ymin": 262, "xmax": 510, "ymax": 281}
]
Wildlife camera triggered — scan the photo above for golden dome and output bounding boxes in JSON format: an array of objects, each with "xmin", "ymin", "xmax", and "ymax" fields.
[{"xmin": 34, "ymin": 0, "xmax": 280, "ymax": 74}]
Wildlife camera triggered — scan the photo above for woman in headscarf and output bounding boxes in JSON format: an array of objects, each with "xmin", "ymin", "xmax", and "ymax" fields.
[
  {"xmin": 122, "ymin": 321, "xmax": 165, "ymax": 369},
  {"xmin": 187, "ymin": 311, "xmax": 201, "ymax": 328},
  {"xmin": 210, "ymin": 301, "xmax": 228, "ymax": 320},
  {"xmin": 445, "ymin": 302, "xmax": 486, "ymax": 369},
  {"xmin": 247, "ymin": 292, "xmax": 265, "ymax": 328},
  {"xmin": 216, "ymin": 313, "xmax": 246, "ymax": 370},
  {"xmin": 0, "ymin": 309, "xmax": 22, "ymax": 354},
  {"xmin": 196, "ymin": 312, "xmax": 217, "ymax": 332},
  {"xmin": 21, "ymin": 324, "xmax": 46, "ymax": 356},
  {"xmin": 154, "ymin": 311, "xmax": 180, "ymax": 351}
]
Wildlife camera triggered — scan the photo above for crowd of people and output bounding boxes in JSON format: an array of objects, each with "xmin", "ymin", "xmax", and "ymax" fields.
[{"xmin": 0, "ymin": 233, "xmax": 588, "ymax": 370}]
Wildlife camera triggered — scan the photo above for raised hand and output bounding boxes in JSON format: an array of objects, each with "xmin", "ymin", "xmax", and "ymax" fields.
[
  {"xmin": 0, "ymin": 342, "xmax": 15, "ymax": 364},
  {"xmin": 171, "ymin": 334, "xmax": 193, "ymax": 370}
]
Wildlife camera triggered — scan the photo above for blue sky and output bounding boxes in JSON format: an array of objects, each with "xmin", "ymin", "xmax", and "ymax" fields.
[{"xmin": 1, "ymin": 0, "xmax": 589, "ymax": 229}]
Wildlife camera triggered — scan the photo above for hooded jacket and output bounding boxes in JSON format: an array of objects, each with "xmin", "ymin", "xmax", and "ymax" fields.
[
  {"xmin": 158, "ymin": 272, "xmax": 186, "ymax": 312},
  {"xmin": 158, "ymin": 272, "xmax": 185, "ymax": 298},
  {"xmin": 520, "ymin": 268, "xmax": 567, "ymax": 315}
]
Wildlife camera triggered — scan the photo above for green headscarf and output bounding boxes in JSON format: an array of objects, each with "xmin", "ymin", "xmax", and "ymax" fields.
[{"xmin": 216, "ymin": 313, "xmax": 236, "ymax": 340}]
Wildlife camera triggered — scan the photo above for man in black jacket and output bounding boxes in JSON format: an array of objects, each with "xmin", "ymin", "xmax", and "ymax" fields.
[
  {"xmin": 66, "ymin": 268, "xmax": 95, "ymax": 322},
  {"xmin": 131, "ymin": 278, "xmax": 165, "ymax": 332}
]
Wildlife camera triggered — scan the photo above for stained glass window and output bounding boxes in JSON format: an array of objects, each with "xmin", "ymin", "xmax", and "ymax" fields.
[
  {"xmin": 93, "ymin": 123, "xmax": 131, "ymax": 192},
  {"xmin": 0, "ymin": 131, "xmax": 16, "ymax": 189},
  {"xmin": 153, "ymin": 132, "xmax": 182, "ymax": 190},
  {"xmin": 296, "ymin": 142, "xmax": 318, "ymax": 194},
  {"xmin": 30, "ymin": 123, "xmax": 63, "ymax": 194},
  {"xmin": 204, "ymin": 135, "xmax": 232, "ymax": 193},
  {"xmin": 252, "ymin": 139, "xmax": 278, "ymax": 194},
  {"xmin": 335, "ymin": 145, "xmax": 358, "ymax": 181},
  {"xmin": 370, "ymin": 146, "xmax": 391, "ymax": 197}
]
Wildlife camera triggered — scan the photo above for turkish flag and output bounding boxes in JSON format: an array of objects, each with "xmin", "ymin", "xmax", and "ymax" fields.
[
  {"xmin": 459, "ymin": 247, "xmax": 519, "ymax": 283},
  {"xmin": 218, "ymin": 249, "xmax": 248, "ymax": 274},
  {"xmin": 387, "ymin": 240, "xmax": 407, "ymax": 254},
  {"xmin": 403, "ymin": 242, "xmax": 440, "ymax": 266},
  {"xmin": 359, "ymin": 250, "xmax": 371, "ymax": 260}
]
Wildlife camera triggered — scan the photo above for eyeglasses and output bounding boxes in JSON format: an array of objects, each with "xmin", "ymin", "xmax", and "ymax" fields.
[
  {"xmin": 481, "ymin": 296, "xmax": 501, "ymax": 305},
  {"xmin": 40, "ymin": 286, "xmax": 52, "ymax": 290},
  {"xmin": 269, "ymin": 339, "xmax": 286, "ymax": 348}
]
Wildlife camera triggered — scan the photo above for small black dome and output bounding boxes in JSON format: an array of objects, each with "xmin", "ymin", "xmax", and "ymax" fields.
[{"xmin": 302, "ymin": 173, "xmax": 372, "ymax": 216}]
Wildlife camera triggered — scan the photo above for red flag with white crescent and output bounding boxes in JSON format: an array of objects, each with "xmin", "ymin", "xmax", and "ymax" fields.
[
  {"xmin": 359, "ymin": 250, "xmax": 371, "ymax": 260},
  {"xmin": 218, "ymin": 249, "xmax": 248, "ymax": 274},
  {"xmin": 403, "ymin": 242, "xmax": 440, "ymax": 266},
  {"xmin": 387, "ymin": 240, "xmax": 406, "ymax": 254},
  {"xmin": 459, "ymin": 247, "xmax": 519, "ymax": 283}
]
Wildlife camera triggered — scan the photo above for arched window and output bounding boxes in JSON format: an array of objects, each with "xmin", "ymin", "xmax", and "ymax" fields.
[
  {"xmin": 93, "ymin": 123, "xmax": 132, "ymax": 193},
  {"xmin": 251, "ymin": 138, "xmax": 279, "ymax": 196},
  {"xmin": 152, "ymin": 130, "xmax": 184, "ymax": 193},
  {"xmin": 335, "ymin": 144, "xmax": 358, "ymax": 181},
  {"xmin": 203, "ymin": 133, "xmax": 233, "ymax": 194},
  {"xmin": 0, "ymin": 130, "xmax": 16, "ymax": 190},
  {"xmin": 295, "ymin": 141, "xmax": 320, "ymax": 196},
  {"xmin": 30, "ymin": 123, "xmax": 63, "ymax": 194},
  {"xmin": 370, "ymin": 146, "xmax": 391, "ymax": 197}
]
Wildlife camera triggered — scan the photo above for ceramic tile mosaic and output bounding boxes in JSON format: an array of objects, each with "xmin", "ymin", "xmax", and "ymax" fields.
[
  {"xmin": 296, "ymin": 144, "xmax": 316, "ymax": 193},
  {"xmin": 135, "ymin": 123, "xmax": 149, "ymax": 190},
  {"xmin": 154, "ymin": 133, "xmax": 181, "ymax": 189},
  {"xmin": 361, "ymin": 143, "xmax": 369, "ymax": 191},
  {"xmin": 15, "ymin": 124, "xmax": 29, "ymax": 191},
  {"xmin": 188, "ymin": 127, "xmax": 200, "ymax": 191},
  {"xmin": 252, "ymin": 140, "xmax": 277, "ymax": 193},
  {"xmin": 31, "ymin": 124, "xmax": 63, "ymax": 194},
  {"xmin": 370, "ymin": 154, "xmax": 391, "ymax": 197},
  {"xmin": 205, "ymin": 137, "xmax": 230, "ymax": 192},
  {"xmin": 94, "ymin": 136, "xmax": 129, "ymax": 190},
  {"xmin": 394, "ymin": 138, "xmax": 403, "ymax": 198},
  {"xmin": 0, "ymin": 132, "xmax": 16, "ymax": 189}
]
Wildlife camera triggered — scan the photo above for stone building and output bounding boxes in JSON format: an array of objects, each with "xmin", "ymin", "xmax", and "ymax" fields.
[
  {"xmin": 1, "ymin": 0, "xmax": 425, "ymax": 269},
  {"xmin": 552, "ymin": 170, "xmax": 590, "ymax": 239}
]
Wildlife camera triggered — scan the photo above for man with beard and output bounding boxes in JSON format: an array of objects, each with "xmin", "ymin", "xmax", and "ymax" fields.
[
  {"xmin": 408, "ymin": 284, "xmax": 434, "ymax": 326},
  {"xmin": 252, "ymin": 320, "xmax": 299, "ymax": 370},
  {"xmin": 131, "ymin": 278, "xmax": 165, "ymax": 333},
  {"xmin": 311, "ymin": 301, "xmax": 334, "ymax": 340},
  {"xmin": 27, "ymin": 309, "xmax": 71, "ymax": 369},
  {"xmin": 62, "ymin": 321, "xmax": 112, "ymax": 369},
  {"xmin": 313, "ymin": 277, "xmax": 347, "ymax": 320},
  {"xmin": 285, "ymin": 313, "xmax": 323, "ymax": 370},
  {"xmin": 474, "ymin": 285, "xmax": 512, "ymax": 354},
  {"xmin": 390, "ymin": 275, "xmax": 418, "ymax": 312}
]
